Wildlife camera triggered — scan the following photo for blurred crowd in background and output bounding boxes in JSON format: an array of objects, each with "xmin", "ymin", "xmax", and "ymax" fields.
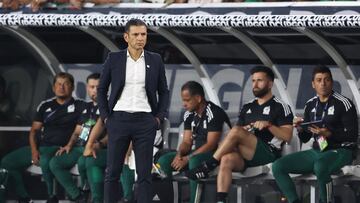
[
  {"xmin": 1, "ymin": 0, "xmax": 120, "ymax": 12},
  {"xmin": 1, "ymin": 0, "xmax": 355, "ymax": 13}
]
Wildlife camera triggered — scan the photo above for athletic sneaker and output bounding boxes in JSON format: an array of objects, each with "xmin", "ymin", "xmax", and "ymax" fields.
[{"xmin": 186, "ymin": 162, "xmax": 211, "ymax": 180}]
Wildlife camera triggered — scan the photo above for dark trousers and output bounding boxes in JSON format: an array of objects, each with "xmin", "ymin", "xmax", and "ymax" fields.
[{"xmin": 104, "ymin": 111, "xmax": 157, "ymax": 203}]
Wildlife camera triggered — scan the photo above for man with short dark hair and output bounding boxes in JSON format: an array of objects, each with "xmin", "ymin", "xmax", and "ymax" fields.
[
  {"xmin": 29, "ymin": 72, "xmax": 87, "ymax": 203},
  {"xmin": 49, "ymin": 73, "xmax": 101, "ymax": 202},
  {"xmin": 98, "ymin": 19, "xmax": 169, "ymax": 203},
  {"xmin": 272, "ymin": 66, "xmax": 358, "ymax": 203},
  {"xmin": 187, "ymin": 66, "xmax": 294, "ymax": 203},
  {"xmin": 156, "ymin": 81, "xmax": 231, "ymax": 203},
  {"xmin": 1, "ymin": 72, "xmax": 86, "ymax": 203}
]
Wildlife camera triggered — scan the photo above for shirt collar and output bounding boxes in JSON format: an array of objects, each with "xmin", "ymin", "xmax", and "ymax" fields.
[
  {"xmin": 194, "ymin": 101, "xmax": 210, "ymax": 117},
  {"xmin": 127, "ymin": 49, "xmax": 145, "ymax": 60}
]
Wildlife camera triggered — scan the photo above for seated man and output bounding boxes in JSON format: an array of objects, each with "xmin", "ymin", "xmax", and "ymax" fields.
[
  {"xmin": 1, "ymin": 72, "xmax": 86, "ymax": 203},
  {"xmin": 187, "ymin": 66, "xmax": 294, "ymax": 203},
  {"xmin": 49, "ymin": 73, "xmax": 101, "ymax": 202},
  {"xmin": 272, "ymin": 66, "xmax": 358, "ymax": 203},
  {"xmin": 156, "ymin": 81, "xmax": 231, "ymax": 203},
  {"xmin": 29, "ymin": 72, "xmax": 87, "ymax": 203}
]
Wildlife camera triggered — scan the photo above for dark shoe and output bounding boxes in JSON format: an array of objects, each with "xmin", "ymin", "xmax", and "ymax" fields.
[
  {"xmin": 18, "ymin": 197, "xmax": 33, "ymax": 203},
  {"xmin": 81, "ymin": 189, "xmax": 90, "ymax": 202},
  {"xmin": 185, "ymin": 162, "xmax": 211, "ymax": 180},
  {"xmin": 46, "ymin": 195, "xmax": 58, "ymax": 203},
  {"xmin": 74, "ymin": 191, "xmax": 88, "ymax": 203}
]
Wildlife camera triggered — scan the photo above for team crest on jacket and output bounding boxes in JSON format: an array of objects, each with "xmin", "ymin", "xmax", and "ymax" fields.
[
  {"xmin": 328, "ymin": 106, "xmax": 335, "ymax": 115},
  {"xmin": 67, "ymin": 104, "xmax": 75, "ymax": 113},
  {"xmin": 263, "ymin": 106, "xmax": 270, "ymax": 115}
]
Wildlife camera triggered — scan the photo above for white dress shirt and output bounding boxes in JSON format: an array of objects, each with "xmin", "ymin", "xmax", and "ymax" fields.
[{"xmin": 113, "ymin": 50, "xmax": 151, "ymax": 113}]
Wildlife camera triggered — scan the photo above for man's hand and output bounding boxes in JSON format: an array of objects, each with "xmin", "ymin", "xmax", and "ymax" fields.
[
  {"xmin": 308, "ymin": 125, "xmax": 332, "ymax": 138},
  {"xmin": 31, "ymin": 149, "xmax": 40, "ymax": 166},
  {"xmin": 171, "ymin": 154, "xmax": 189, "ymax": 171},
  {"xmin": 55, "ymin": 145, "xmax": 72, "ymax": 156},
  {"xmin": 253, "ymin": 121, "xmax": 272, "ymax": 131},
  {"xmin": 293, "ymin": 116, "xmax": 304, "ymax": 132},
  {"xmin": 155, "ymin": 117, "xmax": 160, "ymax": 129},
  {"xmin": 83, "ymin": 142, "xmax": 93, "ymax": 156},
  {"xmin": 243, "ymin": 124, "xmax": 253, "ymax": 131},
  {"xmin": 83, "ymin": 142, "xmax": 99, "ymax": 158},
  {"xmin": 293, "ymin": 116, "xmax": 304, "ymax": 126},
  {"xmin": 91, "ymin": 142, "xmax": 102, "ymax": 158}
]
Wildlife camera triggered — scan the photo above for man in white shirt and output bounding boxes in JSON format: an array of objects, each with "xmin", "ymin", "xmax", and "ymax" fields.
[{"xmin": 97, "ymin": 19, "xmax": 169, "ymax": 203}]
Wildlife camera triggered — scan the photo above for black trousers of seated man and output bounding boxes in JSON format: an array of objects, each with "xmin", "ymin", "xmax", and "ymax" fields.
[{"xmin": 104, "ymin": 111, "xmax": 157, "ymax": 203}]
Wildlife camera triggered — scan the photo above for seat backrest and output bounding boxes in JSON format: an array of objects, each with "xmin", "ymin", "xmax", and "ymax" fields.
[
  {"xmin": 300, "ymin": 137, "xmax": 314, "ymax": 151},
  {"xmin": 176, "ymin": 122, "xmax": 185, "ymax": 150},
  {"xmin": 154, "ymin": 118, "xmax": 171, "ymax": 149},
  {"xmin": 282, "ymin": 130, "xmax": 301, "ymax": 156},
  {"xmin": 160, "ymin": 118, "xmax": 171, "ymax": 149}
]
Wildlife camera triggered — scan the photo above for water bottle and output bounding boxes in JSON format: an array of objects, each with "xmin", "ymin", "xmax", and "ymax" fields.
[
  {"xmin": 153, "ymin": 163, "xmax": 167, "ymax": 179},
  {"xmin": 78, "ymin": 119, "xmax": 96, "ymax": 146}
]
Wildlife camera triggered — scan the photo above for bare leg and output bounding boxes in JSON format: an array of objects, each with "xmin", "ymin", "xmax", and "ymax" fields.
[
  {"xmin": 186, "ymin": 126, "xmax": 258, "ymax": 181},
  {"xmin": 217, "ymin": 152, "xmax": 245, "ymax": 193},
  {"xmin": 214, "ymin": 126, "xmax": 257, "ymax": 161}
]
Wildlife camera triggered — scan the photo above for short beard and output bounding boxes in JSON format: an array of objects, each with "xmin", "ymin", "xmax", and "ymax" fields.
[
  {"xmin": 253, "ymin": 88, "xmax": 269, "ymax": 98},
  {"xmin": 57, "ymin": 95, "xmax": 71, "ymax": 101}
]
